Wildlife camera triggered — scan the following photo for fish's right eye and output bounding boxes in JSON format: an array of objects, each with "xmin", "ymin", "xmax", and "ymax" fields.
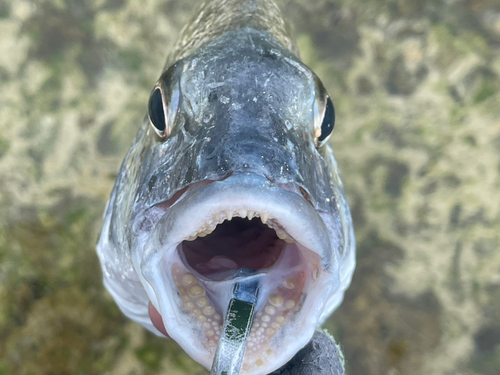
[{"xmin": 148, "ymin": 86, "xmax": 168, "ymax": 138}]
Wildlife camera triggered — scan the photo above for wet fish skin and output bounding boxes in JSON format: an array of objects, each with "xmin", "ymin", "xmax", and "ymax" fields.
[{"xmin": 97, "ymin": 0, "xmax": 355, "ymax": 373}]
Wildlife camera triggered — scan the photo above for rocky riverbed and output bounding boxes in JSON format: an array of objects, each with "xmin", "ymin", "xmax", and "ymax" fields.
[{"xmin": 1, "ymin": 0, "xmax": 499, "ymax": 374}]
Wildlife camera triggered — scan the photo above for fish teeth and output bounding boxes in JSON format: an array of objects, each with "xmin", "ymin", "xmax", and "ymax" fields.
[
  {"xmin": 196, "ymin": 223, "xmax": 217, "ymax": 238},
  {"xmin": 185, "ymin": 209, "xmax": 295, "ymax": 243},
  {"xmin": 260, "ymin": 212, "xmax": 269, "ymax": 224},
  {"xmin": 275, "ymin": 230, "xmax": 286, "ymax": 240},
  {"xmin": 275, "ymin": 228, "xmax": 295, "ymax": 243}
]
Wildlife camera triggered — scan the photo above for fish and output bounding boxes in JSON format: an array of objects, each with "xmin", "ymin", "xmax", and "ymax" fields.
[{"xmin": 96, "ymin": 0, "xmax": 356, "ymax": 373}]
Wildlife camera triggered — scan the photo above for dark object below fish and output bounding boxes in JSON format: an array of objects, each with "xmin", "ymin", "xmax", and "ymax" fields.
[{"xmin": 271, "ymin": 330, "xmax": 345, "ymax": 375}]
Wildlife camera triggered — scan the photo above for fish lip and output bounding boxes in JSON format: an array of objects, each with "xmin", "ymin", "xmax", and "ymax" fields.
[
  {"xmin": 143, "ymin": 171, "xmax": 334, "ymax": 264},
  {"xmin": 136, "ymin": 171, "xmax": 340, "ymax": 373},
  {"xmin": 152, "ymin": 170, "xmax": 318, "ymax": 213}
]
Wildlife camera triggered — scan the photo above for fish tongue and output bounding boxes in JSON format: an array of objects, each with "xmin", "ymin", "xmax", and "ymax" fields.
[
  {"xmin": 195, "ymin": 255, "xmax": 239, "ymax": 279},
  {"xmin": 197, "ymin": 267, "xmax": 267, "ymax": 319}
]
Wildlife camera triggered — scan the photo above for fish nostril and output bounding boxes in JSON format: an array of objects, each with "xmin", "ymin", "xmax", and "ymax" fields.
[
  {"xmin": 203, "ymin": 113, "xmax": 213, "ymax": 123},
  {"xmin": 148, "ymin": 175, "xmax": 157, "ymax": 191}
]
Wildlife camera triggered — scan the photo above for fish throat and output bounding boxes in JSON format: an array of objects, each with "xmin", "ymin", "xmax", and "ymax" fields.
[{"xmin": 183, "ymin": 217, "xmax": 288, "ymax": 275}]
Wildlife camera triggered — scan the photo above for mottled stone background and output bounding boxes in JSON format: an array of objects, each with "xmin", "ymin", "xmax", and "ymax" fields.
[{"xmin": 1, "ymin": 0, "xmax": 499, "ymax": 374}]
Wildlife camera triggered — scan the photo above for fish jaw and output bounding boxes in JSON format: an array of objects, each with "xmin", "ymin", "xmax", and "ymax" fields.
[{"xmin": 133, "ymin": 172, "xmax": 341, "ymax": 373}]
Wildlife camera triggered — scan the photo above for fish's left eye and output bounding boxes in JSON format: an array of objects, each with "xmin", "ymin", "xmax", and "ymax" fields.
[
  {"xmin": 318, "ymin": 95, "xmax": 335, "ymax": 144},
  {"xmin": 313, "ymin": 76, "xmax": 336, "ymax": 147}
]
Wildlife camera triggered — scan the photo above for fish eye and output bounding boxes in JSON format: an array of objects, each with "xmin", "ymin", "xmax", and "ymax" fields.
[
  {"xmin": 317, "ymin": 95, "xmax": 335, "ymax": 144},
  {"xmin": 147, "ymin": 64, "xmax": 181, "ymax": 139},
  {"xmin": 313, "ymin": 76, "xmax": 336, "ymax": 147},
  {"xmin": 148, "ymin": 86, "xmax": 168, "ymax": 138}
]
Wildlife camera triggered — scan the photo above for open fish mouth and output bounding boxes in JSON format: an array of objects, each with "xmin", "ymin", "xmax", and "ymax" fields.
[{"xmin": 138, "ymin": 172, "xmax": 338, "ymax": 373}]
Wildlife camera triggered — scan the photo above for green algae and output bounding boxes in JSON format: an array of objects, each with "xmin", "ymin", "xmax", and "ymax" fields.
[
  {"xmin": 474, "ymin": 78, "xmax": 497, "ymax": 104},
  {"xmin": 0, "ymin": 194, "xmax": 203, "ymax": 374},
  {"xmin": 0, "ymin": 199, "xmax": 123, "ymax": 374},
  {"xmin": 0, "ymin": 138, "xmax": 9, "ymax": 159}
]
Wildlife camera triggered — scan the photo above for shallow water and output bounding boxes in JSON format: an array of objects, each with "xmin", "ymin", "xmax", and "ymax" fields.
[{"xmin": 1, "ymin": 0, "xmax": 499, "ymax": 374}]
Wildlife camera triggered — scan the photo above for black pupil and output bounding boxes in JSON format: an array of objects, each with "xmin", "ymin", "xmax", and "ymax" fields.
[
  {"xmin": 318, "ymin": 96, "xmax": 335, "ymax": 143},
  {"xmin": 148, "ymin": 88, "xmax": 166, "ymax": 132}
]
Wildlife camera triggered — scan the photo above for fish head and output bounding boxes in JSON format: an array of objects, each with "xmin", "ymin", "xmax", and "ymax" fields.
[{"xmin": 104, "ymin": 29, "xmax": 355, "ymax": 374}]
